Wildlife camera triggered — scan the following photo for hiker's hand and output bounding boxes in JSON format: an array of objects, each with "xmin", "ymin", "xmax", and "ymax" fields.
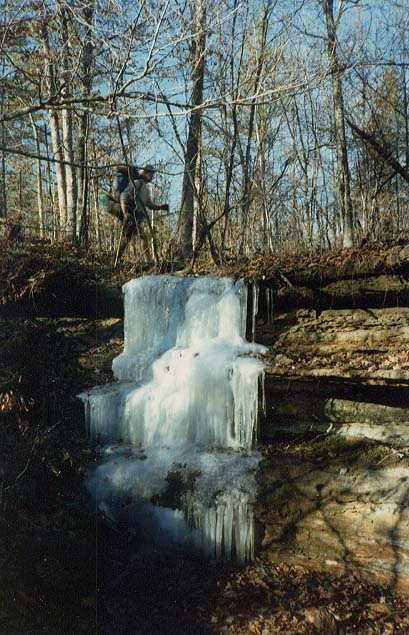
[{"xmin": 161, "ymin": 203, "xmax": 169, "ymax": 212}]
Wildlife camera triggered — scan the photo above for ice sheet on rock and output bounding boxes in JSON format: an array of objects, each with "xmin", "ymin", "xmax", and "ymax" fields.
[
  {"xmin": 87, "ymin": 446, "xmax": 259, "ymax": 560},
  {"xmin": 81, "ymin": 275, "xmax": 266, "ymax": 561},
  {"xmin": 88, "ymin": 446, "xmax": 259, "ymax": 507},
  {"xmin": 88, "ymin": 276, "xmax": 265, "ymax": 451},
  {"xmin": 113, "ymin": 275, "xmax": 248, "ymax": 383},
  {"xmin": 176, "ymin": 280, "xmax": 248, "ymax": 349},
  {"xmin": 112, "ymin": 276, "xmax": 186, "ymax": 382},
  {"xmin": 119, "ymin": 344, "xmax": 264, "ymax": 450}
]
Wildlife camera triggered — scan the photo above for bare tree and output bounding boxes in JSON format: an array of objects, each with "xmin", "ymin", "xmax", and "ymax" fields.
[
  {"xmin": 39, "ymin": 9, "xmax": 68, "ymax": 234},
  {"xmin": 321, "ymin": 0, "xmax": 354, "ymax": 247},
  {"xmin": 176, "ymin": 0, "xmax": 207, "ymax": 260},
  {"xmin": 2, "ymin": 0, "xmax": 408, "ymax": 255},
  {"xmin": 76, "ymin": 1, "xmax": 96, "ymax": 246}
]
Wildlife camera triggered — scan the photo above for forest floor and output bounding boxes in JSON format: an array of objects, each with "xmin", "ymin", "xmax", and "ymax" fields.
[{"xmin": 1, "ymin": 240, "xmax": 409, "ymax": 634}]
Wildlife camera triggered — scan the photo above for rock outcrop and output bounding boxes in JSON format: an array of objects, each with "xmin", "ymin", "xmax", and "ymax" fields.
[{"xmin": 253, "ymin": 253, "xmax": 409, "ymax": 594}]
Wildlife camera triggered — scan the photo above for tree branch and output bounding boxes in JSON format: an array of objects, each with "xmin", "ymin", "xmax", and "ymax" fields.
[{"xmin": 347, "ymin": 118, "xmax": 409, "ymax": 184}]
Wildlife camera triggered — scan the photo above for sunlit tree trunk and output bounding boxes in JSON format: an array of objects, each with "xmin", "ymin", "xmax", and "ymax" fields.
[
  {"xmin": 60, "ymin": 8, "xmax": 77, "ymax": 242},
  {"xmin": 40, "ymin": 20, "xmax": 67, "ymax": 233},
  {"xmin": 61, "ymin": 104, "xmax": 77, "ymax": 241},
  {"xmin": 0, "ymin": 0, "xmax": 8, "ymax": 220},
  {"xmin": 239, "ymin": 5, "xmax": 270, "ymax": 255},
  {"xmin": 322, "ymin": 0, "xmax": 354, "ymax": 247},
  {"xmin": 177, "ymin": 0, "xmax": 206, "ymax": 260},
  {"xmin": 29, "ymin": 115, "xmax": 45, "ymax": 237},
  {"xmin": 0, "ymin": 67, "xmax": 7, "ymax": 220},
  {"xmin": 77, "ymin": 1, "xmax": 95, "ymax": 247},
  {"xmin": 219, "ymin": 0, "xmax": 245, "ymax": 258}
]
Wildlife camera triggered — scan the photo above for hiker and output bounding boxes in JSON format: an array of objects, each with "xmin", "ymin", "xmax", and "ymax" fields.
[{"xmin": 113, "ymin": 164, "xmax": 169, "ymax": 267}]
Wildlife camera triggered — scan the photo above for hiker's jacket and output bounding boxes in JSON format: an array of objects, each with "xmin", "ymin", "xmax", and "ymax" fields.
[{"xmin": 120, "ymin": 178, "xmax": 155, "ymax": 216}]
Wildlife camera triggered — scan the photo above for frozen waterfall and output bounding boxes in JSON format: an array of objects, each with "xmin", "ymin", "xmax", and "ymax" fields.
[{"xmin": 80, "ymin": 275, "xmax": 266, "ymax": 561}]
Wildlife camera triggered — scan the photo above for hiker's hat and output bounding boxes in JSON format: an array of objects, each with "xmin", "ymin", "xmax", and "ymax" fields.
[{"xmin": 140, "ymin": 164, "xmax": 156, "ymax": 175}]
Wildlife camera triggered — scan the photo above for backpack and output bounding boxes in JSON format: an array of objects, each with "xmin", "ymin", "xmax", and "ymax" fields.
[
  {"xmin": 100, "ymin": 165, "xmax": 140, "ymax": 218},
  {"xmin": 113, "ymin": 165, "xmax": 139, "ymax": 197}
]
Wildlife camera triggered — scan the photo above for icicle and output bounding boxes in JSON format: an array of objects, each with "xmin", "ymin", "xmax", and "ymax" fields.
[
  {"xmin": 267, "ymin": 287, "xmax": 274, "ymax": 325},
  {"xmin": 261, "ymin": 370, "xmax": 266, "ymax": 418},
  {"xmin": 81, "ymin": 391, "xmax": 91, "ymax": 439},
  {"xmin": 251, "ymin": 281, "xmax": 259, "ymax": 342},
  {"xmin": 238, "ymin": 280, "xmax": 248, "ymax": 339},
  {"xmin": 223, "ymin": 505, "xmax": 233, "ymax": 558},
  {"xmin": 266, "ymin": 287, "xmax": 270, "ymax": 325},
  {"xmin": 230, "ymin": 357, "xmax": 263, "ymax": 449},
  {"xmin": 215, "ymin": 505, "xmax": 224, "ymax": 559},
  {"xmin": 182, "ymin": 498, "xmax": 255, "ymax": 561}
]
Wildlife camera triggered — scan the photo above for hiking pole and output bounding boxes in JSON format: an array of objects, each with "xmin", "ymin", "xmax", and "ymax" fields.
[{"xmin": 114, "ymin": 221, "xmax": 125, "ymax": 268}]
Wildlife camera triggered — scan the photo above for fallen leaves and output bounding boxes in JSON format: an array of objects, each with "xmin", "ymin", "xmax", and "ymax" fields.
[
  {"xmin": 365, "ymin": 601, "xmax": 391, "ymax": 618},
  {"xmin": 206, "ymin": 559, "xmax": 409, "ymax": 635},
  {"xmin": 302, "ymin": 606, "xmax": 338, "ymax": 633},
  {"xmin": 0, "ymin": 390, "xmax": 34, "ymax": 414},
  {"xmin": 191, "ymin": 239, "xmax": 408, "ymax": 284},
  {"xmin": 263, "ymin": 349, "xmax": 409, "ymax": 377}
]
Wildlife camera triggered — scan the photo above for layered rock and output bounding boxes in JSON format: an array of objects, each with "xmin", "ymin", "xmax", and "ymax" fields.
[
  {"xmin": 256, "ymin": 447, "xmax": 409, "ymax": 593},
  {"xmin": 253, "ymin": 269, "xmax": 409, "ymax": 594},
  {"xmin": 256, "ymin": 304, "xmax": 409, "ymax": 444}
]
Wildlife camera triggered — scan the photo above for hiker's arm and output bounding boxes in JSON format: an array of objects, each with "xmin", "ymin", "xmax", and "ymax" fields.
[{"xmin": 145, "ymin": 191, "xmax": 169, "ymax": 212}]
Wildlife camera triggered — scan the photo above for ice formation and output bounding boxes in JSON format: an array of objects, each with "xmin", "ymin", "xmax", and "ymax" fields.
[{"xmin": 80, "ymin": 275, "xmax": 266, "ymax": 561}]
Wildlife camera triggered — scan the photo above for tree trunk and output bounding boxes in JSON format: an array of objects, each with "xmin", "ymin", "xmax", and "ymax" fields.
[
  {"xmin": 177, "ymin": 0, "xmax": 206, "ymax": 260},
  {"xmin": 62, "ymin": 105, "xmax": 77, "ymax": 241},
  {"xmin": 77, "ymin": 2, "xmax": 95, "ymax": 247},
  {"xmin": 322, "ymin": 0, "xmax": 354, "ymax": 247},
  {"xmin": 0, "ymin": 3, "xmax": 8, "ymax": 220},
  {"xmin": 0, "ymin": 91, "xmax": 7, "ymax": 220},
  {"xmin": 40, "ymin": 22, "xmax": 67, "ymax": 233},
  {"xmin": 220, "ymin": 0, "xmax": 243, "ymax": 257},
  {"xmin": 239, "ymin": 6, "xmax": 270, "ymax": 255},
  {"xmin": 29, "ymin": 115, "xmax": 45, "ymax": 237},
  {"xmin": 60, "ymin": 9, "xmax": 77, "ymax": 243}
]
